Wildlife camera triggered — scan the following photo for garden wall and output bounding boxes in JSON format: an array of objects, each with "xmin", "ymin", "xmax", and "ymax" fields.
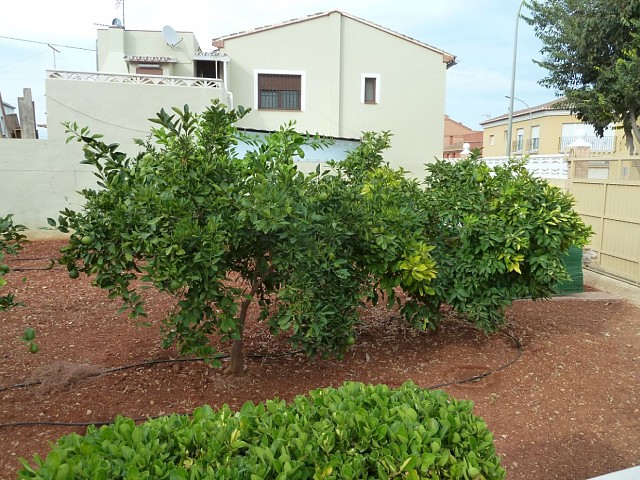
[
  {"xmin": 0, "ymin": 139, "xmax": 91, "ymax": 238},
  {"xmin": 570, "ymin": 156, "xmax": 640, "ymax": 285}
]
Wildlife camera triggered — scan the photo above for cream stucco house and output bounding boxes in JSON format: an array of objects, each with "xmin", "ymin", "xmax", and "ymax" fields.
[
  {"xmin": 210, "ymin": 11, "xmax": 456, "ymax": 176},
  {"xmin": 480, "ymin": 98, "xmax": 622, "ymax": 158},
  {"xmin": 45, "ymin": 26, "xmax": 232, "ymax": 151},
  {"xmin": 46, "ymin": 10, "xmax": 455, "ymax": 174},
  {"xmin": 1, "ymin": 11, "xmax": 455, "ymax": 232}
]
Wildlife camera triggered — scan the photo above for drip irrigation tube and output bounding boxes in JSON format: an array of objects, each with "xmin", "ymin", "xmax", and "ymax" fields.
[{"xmin": 0, "ymin": 330, "xmax": 523, "ymax": 430}]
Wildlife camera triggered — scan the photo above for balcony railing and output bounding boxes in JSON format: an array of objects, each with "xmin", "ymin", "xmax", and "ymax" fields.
[
  {"xmin": 47, "ymin": 70, "xmax": 225, "ymax": 90},
  {"xmin": 559, "ymin": 136, "xmax": 616, "ymax": 152},
  {"xmin": 510, "ymin": 138, "xmax": 540, "ymax": 153}
]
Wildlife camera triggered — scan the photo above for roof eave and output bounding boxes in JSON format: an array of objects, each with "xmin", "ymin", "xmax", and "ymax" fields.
[{"xmin": 212, "ymin": 10, "xmax": 455, "ymax": 65}]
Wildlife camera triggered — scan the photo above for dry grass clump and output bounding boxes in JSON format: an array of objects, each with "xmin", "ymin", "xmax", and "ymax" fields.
[{"xmin": 29, "ymin": 362, "xmax": 104, "ymax": 391}]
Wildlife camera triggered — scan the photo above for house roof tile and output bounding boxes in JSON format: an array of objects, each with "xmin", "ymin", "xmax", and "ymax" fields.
[
  {"xmin": 480, "ymin": 97, "xmax": 568, "ymax": 125},
  {"xmin": 124, "ymin": 55, "xmax": 177, "ymax": 63},
  {"xmin": 211, "ymin": 10, "xmax": 456, "ymax": 66}
]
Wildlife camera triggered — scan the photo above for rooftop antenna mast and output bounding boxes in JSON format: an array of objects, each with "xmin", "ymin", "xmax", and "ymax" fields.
[
  {"xmin": 115, "ymin": 0, "xmax": 125, "ymax": 28},
  {"xmin": 47, "ymin": 44, "xmax": 61, "ymax": 68}
]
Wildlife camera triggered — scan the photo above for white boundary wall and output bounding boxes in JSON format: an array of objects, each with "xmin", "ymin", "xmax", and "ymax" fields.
[{"xmin": 0, "ymin": 139, "xmax": 91, "ymax": 238}]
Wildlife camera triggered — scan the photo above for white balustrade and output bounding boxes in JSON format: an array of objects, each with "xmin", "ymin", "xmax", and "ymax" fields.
[
  {"xmin": 483, "ymin": 154, "xmax": 568, "ymax": 179},
  {"xmin": 47, "ymin": 70, "xmax": 223, "ymax": 89}
]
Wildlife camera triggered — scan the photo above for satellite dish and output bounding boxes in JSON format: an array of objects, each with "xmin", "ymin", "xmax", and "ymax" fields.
[
  {"xmin": 111, "ymin": 18, "xmax": 122, "ymax": 27},
  {"xmin": 162, "ymin": 25, "xmax": 183, "ymax": 47}
]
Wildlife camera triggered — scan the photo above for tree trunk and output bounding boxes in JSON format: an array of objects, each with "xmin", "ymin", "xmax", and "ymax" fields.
[
  {"xmin": 223, "ymin": 262, "xmax": 273, "ymax": 376},
  {"xmin": 225, "ymin": 337, "xmax": 245, "ymax": 376},
  {"xmin": 224, "ymin": 297, "xmax": 250, "ymax": 376}
]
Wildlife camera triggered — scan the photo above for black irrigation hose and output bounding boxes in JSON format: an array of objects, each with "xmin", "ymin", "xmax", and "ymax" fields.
[
  {"xmin": 9, "ymin": 257, "xmax": 52, "ymax": 261},
  {"xmin": 0, "ymin": 331, "xmax": 523, "ymax": 430},
  {"xmin": 426, "ymin": 331, "xmax": 523, "ymax": 390},
  {"xmin": 8, "ymin": 259, "xmax": 56, "ymax": 271},
  {"xmin": 8, "ymin": 267, "xmax": 54, "ymax": 271},
  {"xmin": 0, "ymin": 349, "xmax": 305, "ymax": 393}
]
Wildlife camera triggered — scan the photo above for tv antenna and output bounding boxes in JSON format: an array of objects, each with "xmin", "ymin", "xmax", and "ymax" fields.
[
  {"xmin": 115, "ymin": 0, "xmax": 125, "ymax": 28},
  {"xmin": 47, "ymin": 44, "xmax": 61, "ymax": 68},
  {"xmin": 162, "ymin": 25, "xmax": 183, "ymax": 47}
]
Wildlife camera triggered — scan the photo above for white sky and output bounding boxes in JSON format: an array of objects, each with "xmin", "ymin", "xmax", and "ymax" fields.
[{"xmin": 0, "ymin": 0, "xmax": 555, "ymax": 133}]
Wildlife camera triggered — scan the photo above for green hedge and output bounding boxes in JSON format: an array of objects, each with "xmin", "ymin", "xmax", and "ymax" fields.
[{"xmin": 18, "ymin": 382, "xmax": 505, "ymax": 479}]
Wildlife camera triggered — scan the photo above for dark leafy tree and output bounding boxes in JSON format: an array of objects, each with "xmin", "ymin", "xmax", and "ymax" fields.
[
  {"xmin": 51, "ymin": 101, "xmax": 436, "ymax": 375},
  {"xmin": 525, "ymin": 0, "xmax": 640, "ymax": 153}
]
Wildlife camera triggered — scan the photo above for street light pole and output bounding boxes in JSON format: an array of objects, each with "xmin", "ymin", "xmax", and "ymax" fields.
[
  {"xmin": 506, "ymin": 0, "xmax": 525, "ymax": 157},
  {"xmin": 505, "ymin": 95, "xmax": 532, "ymax": 153}
]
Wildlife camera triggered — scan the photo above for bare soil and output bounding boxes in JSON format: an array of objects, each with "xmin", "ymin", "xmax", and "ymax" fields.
[{"xmin": 1, "ymin": 240, "xmax": 639, "ymax": 479}]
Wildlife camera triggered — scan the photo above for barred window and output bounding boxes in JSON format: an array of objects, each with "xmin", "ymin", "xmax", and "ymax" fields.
[
  {"xmin": 258, "ymin": 74, "xmax": 301, "ymax": 110},
  {"xmin": 136, "ymin": 64, "xmax": 163, "ymax": 75}
]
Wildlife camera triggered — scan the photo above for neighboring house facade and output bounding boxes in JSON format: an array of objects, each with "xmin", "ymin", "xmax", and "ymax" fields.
[
  {"xmin": 45, "ymin": 26, "xmax": 232, "ymax": 151},
  {"xmin": 95, "ymin": 27, "xmax": 228, "ymax": 81},
  {"xmin": 0, "ymin": 101, "xmax": 16, "ymax": 138},
  {"xmin": 212, "ymin": 11, "xmax": 456, "ymax": 176},
  {"xmin": 480, "ymin": 98, "xmax": 623, "ymax": 158},
  {"xmin": 443, "ymin": 115, "xmax": 482, "ymax": 159}
]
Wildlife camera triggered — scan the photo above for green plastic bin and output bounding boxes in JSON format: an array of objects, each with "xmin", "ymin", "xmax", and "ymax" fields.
[{"xmin": 556, "ymin": 245, "xmax": 584, "ymax": 294}]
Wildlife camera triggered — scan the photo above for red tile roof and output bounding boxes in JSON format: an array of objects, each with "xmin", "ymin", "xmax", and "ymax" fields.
[{"xmin": 211, "ymin": 10, "xmax": 456, "ymax": 66}]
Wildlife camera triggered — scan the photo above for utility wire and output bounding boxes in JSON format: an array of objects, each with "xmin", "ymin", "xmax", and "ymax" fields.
[
  {"xmin": 0, "ymin": 35, "xmax": 95, "ymax": 52},
  {"xmin": 0, "ymin": 50, "xmax": 49, "ymax": 71},
  {"xmin": 47, "ymin": 95, "xmax": 150, "ymax": 133}
]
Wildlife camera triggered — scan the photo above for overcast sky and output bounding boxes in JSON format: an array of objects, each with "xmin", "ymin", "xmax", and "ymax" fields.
[{"xmin": 1, "ymin": 0, "xmax": 556, "ymax": 133}]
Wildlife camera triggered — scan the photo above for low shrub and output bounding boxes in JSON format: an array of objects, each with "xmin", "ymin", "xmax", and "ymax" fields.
[{"xmin": 18, "ymin": 382, "xmax": 505, "ymax": 479}]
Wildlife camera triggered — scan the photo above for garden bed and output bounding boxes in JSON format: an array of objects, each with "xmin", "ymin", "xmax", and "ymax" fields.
[{"xmin": 1, "ymin": 240, "xmax": 638, "ymax": 479}]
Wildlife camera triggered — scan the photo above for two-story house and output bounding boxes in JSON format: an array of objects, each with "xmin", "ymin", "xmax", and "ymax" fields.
[
  {"xmin": 45, "ymin": 26, "xmax": 233, "ymax": 151},
  {"xmin": 209, "ymin": 11, "xmax": 456, "ymax": 176},
  {"xmin": 443, "ymin": 115, "xmax": 482, "ymax": 159},
  {"xmin": 3, "ymin": 11, "xmax": 455, "ymax": 232},
  {"xmin": 45, "ymin": 10, "xmax": 455, "ymax": 176},
  {"xmin": 480, "ymin": 98, "xmax": 620, "ymax": 158}
]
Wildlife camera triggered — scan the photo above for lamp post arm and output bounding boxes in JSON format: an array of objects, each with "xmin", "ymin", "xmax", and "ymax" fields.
[{"xmin": 506, "ymin": 0, "xmax": 525, "ymax": 157}]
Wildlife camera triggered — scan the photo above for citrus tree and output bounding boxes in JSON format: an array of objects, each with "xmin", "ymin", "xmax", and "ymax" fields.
[
  {"xmin": 0, "ymin": 214, "xmax": 26, "ymax": 312},
  {"xmin": 50, "ymin": 101, "xmax": 436, "ymax": 375},
  {"xmin": 419, "ymin": 151, "xmax": 592, "ymax": 332}
]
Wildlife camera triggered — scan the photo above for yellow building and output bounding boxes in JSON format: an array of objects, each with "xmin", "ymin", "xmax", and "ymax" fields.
[{"xmin": 480, "ymin": 98, "xmax": 621, "ymax": 158}]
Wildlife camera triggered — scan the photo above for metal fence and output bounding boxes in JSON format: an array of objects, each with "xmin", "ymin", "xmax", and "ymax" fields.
[
  {"xmin": 559, "ymin": 135, "xmax": 617, "ymax": 153},
  {"xmin": 569, "ymin": 156, "xmax": 640, "ymax": 285}
]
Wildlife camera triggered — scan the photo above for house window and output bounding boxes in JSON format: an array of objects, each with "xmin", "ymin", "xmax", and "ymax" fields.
[
  {"xmin": 489, "ymin": 134, "xmax": 495, "ymax": 146},
  {"xmin": 364, "ymin": 78, "xmax": 376, "ymax": 103},
  {"xmin": 257, "ymin": 73, "xmax": 302, "ymax": 110},
  {"xmin": 136, "ymin": 64, "xmax": 163, "ymax": 75},
  {"xmin": 361, "ymin": 74, "xmax": 381, "ymax": 104},
  {"xmin": 515, "ymin": 128, "xmax": 524, "ymax": 152},
  {"xmin": 530, "ymin": 126, "xmax": 540, "ymax": 152}
]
